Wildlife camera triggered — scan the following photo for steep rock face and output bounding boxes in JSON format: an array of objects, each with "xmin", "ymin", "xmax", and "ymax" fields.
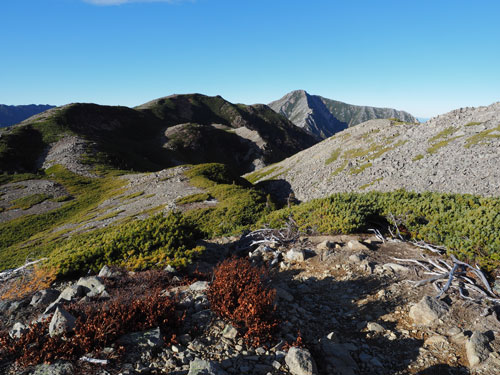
[
  {"xmin": 0, "ymin": 104, "xmax": 55, "ymax": 127},
  {"xmin": 246, "ymin": 102, "xmax": 500, "ymax": 200},
  {"xmin": 269, "ymin": 90, "xmax": 416, "ymax": 138}
]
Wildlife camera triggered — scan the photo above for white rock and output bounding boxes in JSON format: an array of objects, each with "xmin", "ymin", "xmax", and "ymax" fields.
[
  {"xmin": 9, "ymin": 322, "xmax": 28, "ymax": 338},
  {"xmin": 285, "ymin": 248, "xmax": 305, "ymax": 262},
  {"xmin": 383, "ymin": 263, "xmax": 410, "ymax": 273},
  {"xmin": 285, "ymin": 347, "xmax": 318, "ymax": 375},
  {"xmin": 316, "ymin": 240, "xmax": 335, "ymax": 251},
  {"xmin": 189, "ymin": 281, "xmax": 209, "ymax": 292},
  {"xmin": 366, "ymin": 322, "xmax": 385, "ymax": 333},
  {"xmin": 77, "ymin": 276, "xmax": 106, "ymax": 297}
]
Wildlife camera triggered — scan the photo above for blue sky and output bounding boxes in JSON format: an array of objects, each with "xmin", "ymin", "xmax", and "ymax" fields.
[{"xmin": 1, "ymin": 0, "xmax": 499, "ymax": 117}]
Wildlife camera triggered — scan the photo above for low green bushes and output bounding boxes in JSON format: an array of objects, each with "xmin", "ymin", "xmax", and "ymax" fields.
[
  {"xmin": 47, "ymin": 212, "xmax": 204, "ymax": 277},
  {"xmin": 181, "ymin": 164, "xmax": 275, "ymax": 237},
  {"xmin": 260, "ymin": 191, "xmax": 500, "ymax": 270}
]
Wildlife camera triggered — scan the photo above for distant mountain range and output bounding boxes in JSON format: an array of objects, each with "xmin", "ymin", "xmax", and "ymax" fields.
[
  {"xmin": 0, "ymin": 104, "xmax": 55, "ymax": 127},
  {"xmin": 268, "ymin": 90, "xmax": 416, "ymax": 139}
]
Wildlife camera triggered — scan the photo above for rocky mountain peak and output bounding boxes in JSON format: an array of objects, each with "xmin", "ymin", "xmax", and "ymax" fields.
[{"xmin": 269, "ymin": 91, "xmax": 416, "ymax": 139}]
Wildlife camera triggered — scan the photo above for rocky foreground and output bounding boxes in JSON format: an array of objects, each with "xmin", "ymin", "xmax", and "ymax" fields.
[{"xmin": 2, "ymin": 232, "xmax": 500, "ymax": 375}]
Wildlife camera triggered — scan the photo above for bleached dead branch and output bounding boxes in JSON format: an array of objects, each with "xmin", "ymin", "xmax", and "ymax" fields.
[
  {"xmin": 392, "ymin": 250, "xmax": 499, "ymax": 303},
  {"xmin": 0, "ymin": 258, "xmax": 47, "ymax": 282}
]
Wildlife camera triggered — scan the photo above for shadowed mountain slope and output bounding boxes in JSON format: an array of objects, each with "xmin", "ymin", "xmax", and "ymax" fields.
[{"xmin": 0, "ymin": 94, "xmax": 317, "ymax": 175}]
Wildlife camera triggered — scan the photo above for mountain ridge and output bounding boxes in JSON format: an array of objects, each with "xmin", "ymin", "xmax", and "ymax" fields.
[
  {"xmin": 0, "ymin": 94, "xmax": 317, "ymax": 176},
  {"xmin": 0, "ymin": 104, "xmax": 55, "ymax": 128},
  {"xmin": 268, "ymin": 90, "xmax": 416, "ymax": 138}
]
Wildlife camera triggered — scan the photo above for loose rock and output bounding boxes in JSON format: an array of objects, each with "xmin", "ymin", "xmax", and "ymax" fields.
[
  {"xmin": 49, "ymin": 307, "xmax": 76, "ymax": 337},
  {"xmin": 409, "ymin": 296, "xmax": 449, "ymax": 326},
  {"xmin": 285, "ymin": 347, "xmax": 318, "ymax": 375},
  {"xmin": 466, "ymin": 331, "xmax": 491, "ymax": 367}
]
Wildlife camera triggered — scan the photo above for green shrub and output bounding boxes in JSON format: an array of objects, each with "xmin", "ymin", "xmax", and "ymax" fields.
[
  {"xmin": 183, "ymin": 164, "xmax": 275, "ymax": 237},
  {"xmin": 47, "ymin": 212, "xmax": 204, "ymax": 277},
  {"xmin": 260, "ymin": 191, "xmax": 500, "ymax": 270}
]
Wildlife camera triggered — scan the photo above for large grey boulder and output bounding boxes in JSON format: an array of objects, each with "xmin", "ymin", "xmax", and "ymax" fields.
[
  {"xmin": 285, "ymin": 347, "xmax": 318, "ymax": 375},
  {"xmin": 98, "ymin": 265, "xmax": 122, "ymax": 278},
  {"xmin": 188, "ymin": 358, "xmax": 227, "ymax": 375},
  {"xmin": 77, "ymin": 276, "xmax": 106, "ymax": 297},
  {"xmin": 222, "ymin": 324, "xmax": 238, "ymax": 340},
  {"xmin": 30, "ymin": 289, "xmax": 60, "ymax": 307},
  {"xmin": 49, "ymin": 307, "xmax": 76, "ymax": 337},
  {"xmin": 466, "ymin": 331, "xmax": 491, "ymax": 367},
  {"xmin": 44, "ymin": 284, "xmax": 86, "ymax": 314},
  {"xmin": 409, "ymin": 296, "xmax": 449, "ymax": 326}
]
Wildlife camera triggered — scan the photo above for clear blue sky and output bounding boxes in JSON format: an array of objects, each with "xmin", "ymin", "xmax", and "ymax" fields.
[{"xmin": 1, "ymin": 0, "xmax": 499, "ymax": 117}]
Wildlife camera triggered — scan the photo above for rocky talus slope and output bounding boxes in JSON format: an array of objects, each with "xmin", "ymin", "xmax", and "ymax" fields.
[
  {"xmin": 268, "ymin": 90, "xmax": 416, "ymax": 139},
  {"xmin": 2, "ymin": 233, "xmax": 500, "ymax": 374},
  {"xmin": 247, "ymin": 102, "xmax": 500, "ymax": 201}
]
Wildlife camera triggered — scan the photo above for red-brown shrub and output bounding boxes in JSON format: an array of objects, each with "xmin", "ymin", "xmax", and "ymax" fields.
[
  {"xmin": 207, "ymin": 257, "xmax": 278, "ymax": 346},
  {"xmin": 0, "ymin": 271, "xmax": 182, "ymax": 369}
]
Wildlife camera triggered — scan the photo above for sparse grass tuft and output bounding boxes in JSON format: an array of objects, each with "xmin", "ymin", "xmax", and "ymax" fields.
[
  {"xmin": 245, "ymin": 166, "xmax": 280, "ymax": 184},
  {"xmin": 325, "ymin": 148, "xmax": 341, "ymax": 165},
  {"xmin": 350, "ymin": 162, "xmax": 372, "ymax": 175},
  {"xmin": 464, "ymin": 125, "xmax": 500, "ymax": 148},
  {"xmin": 412, "ymin": 154, "xmax": 424, "ymax": 161}
]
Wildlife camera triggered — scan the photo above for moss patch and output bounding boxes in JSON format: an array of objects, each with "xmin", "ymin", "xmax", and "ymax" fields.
[
  {"xmin": 412, "ymin": 154, "xmax": 424, "ymax": 161},
  {"xmin": 427, "ymin": 136, "xmax": 461, "ymax": 154},
  {"xmin": 121, "ymin": 191, "xmax": 144, "ymax": 201},
  {"xmin": 10, "ymin": 193, "xmax": 53, "ymax": 210}
]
